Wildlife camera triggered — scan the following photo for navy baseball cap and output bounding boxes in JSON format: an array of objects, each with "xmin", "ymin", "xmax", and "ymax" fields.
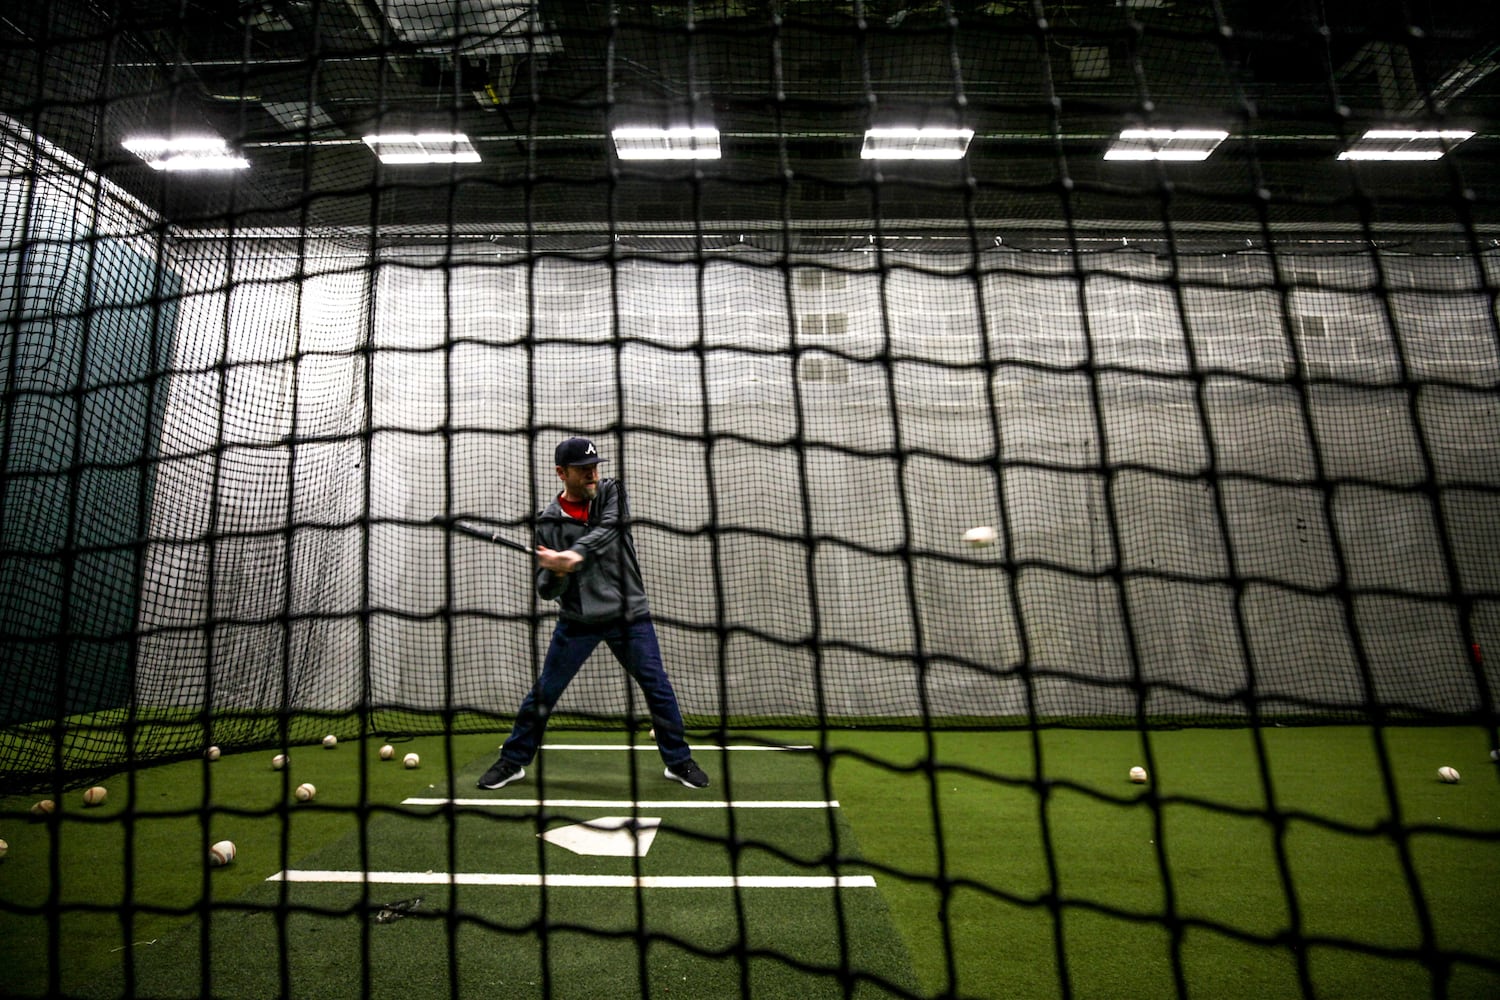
[{"xmin": 555, "ymin": 437, "xmax": 604, "ymax": 466}]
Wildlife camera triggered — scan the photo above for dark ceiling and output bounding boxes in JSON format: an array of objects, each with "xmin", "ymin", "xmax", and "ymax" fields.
[{"xmin": 3, "ymin": 0, "xmax": 1497, "ymax": 244}]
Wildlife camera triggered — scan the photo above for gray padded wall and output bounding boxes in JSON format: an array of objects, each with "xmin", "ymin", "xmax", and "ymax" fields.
[{"xmin": 137, "ymin": 244, "xmax": 1500, "ymax": 722}]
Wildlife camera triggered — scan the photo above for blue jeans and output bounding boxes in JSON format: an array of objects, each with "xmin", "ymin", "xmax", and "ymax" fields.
[{"xmin": 500, "ymin": 616, "xmax": 692, "ymax": 768}]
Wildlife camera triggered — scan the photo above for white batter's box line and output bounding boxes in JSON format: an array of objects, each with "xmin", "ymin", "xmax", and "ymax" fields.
[
  {"xmin": 540, "ymin": 744, "xmax": 816, "ymax": 752},
  {"xmin": 403, "ymin": 798, "xmax": 841, "ymax": 809},
  {"xmin": 267, "ymin": 870, "xmax": 877, "ymax": 889}
]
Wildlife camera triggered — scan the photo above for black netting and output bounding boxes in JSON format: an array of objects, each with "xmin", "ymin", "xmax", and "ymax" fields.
[{"xmin": 1, "ymin": 2, "xmax": 1498, "ymax": 998}]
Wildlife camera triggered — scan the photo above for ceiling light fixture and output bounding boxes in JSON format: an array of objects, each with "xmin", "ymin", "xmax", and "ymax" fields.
[
  {"xmin": 121, "ymin": 136, "xmax": 249, "ymax": 172},
  {"xmin": 860, "ymin": 127, "xmax": 974, "ymax": 160},
  {"xmin": 362, "ymin": 132, "xmax": 481, "ymax": 164},
  {"xmin": 1103, "ymin": 129, "xmax": 1228, "ymax": 162},
  {"xmin": 1337, "ymin": 128, "xmax": 1475, "ymax": 161},
  {"xmin": 611, "ymin": 126, "xmax": 722, "ymax": 160}
]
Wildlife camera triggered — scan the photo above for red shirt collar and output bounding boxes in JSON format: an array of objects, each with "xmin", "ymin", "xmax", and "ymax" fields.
[{"xmin": 558, "ymin": 493, "xmax": 590, "ymax": 521}]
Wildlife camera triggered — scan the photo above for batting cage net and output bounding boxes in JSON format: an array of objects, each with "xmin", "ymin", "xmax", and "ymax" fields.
[{"xmin": 1, "ymin": 1, "xmax": 1497, "ymax": 998}]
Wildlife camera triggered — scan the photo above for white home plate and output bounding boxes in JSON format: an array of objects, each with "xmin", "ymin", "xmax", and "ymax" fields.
[{"xmin": 540, "ymin": 817, "xmax": 661, "ymax": 857}]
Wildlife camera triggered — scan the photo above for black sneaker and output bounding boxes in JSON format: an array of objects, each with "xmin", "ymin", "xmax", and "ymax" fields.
[
  {"xmin": 664, "ymin": 758, "xmax": 710, "ymax": 789},
  {"xmin": 477, "ymin": 759, "xmax": 525, "ymax": 789}
]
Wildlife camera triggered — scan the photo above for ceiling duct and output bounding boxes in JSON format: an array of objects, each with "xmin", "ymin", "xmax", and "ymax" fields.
[
  {"xmin": 1404, "ymin": 45, "xmax": 1500, "ymax": 116},
  {"xmin": 262, "ymin": 100, "xmax": 336, "ymax": 135},
  {"xmin": 379, "ymin": 0, "xmax": 561, "ymax": 58}
]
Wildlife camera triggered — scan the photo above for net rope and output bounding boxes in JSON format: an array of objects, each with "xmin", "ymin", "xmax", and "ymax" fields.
[{"xmin": 1, "ymin": 2, "xmax": 1498, "ymax": 998}]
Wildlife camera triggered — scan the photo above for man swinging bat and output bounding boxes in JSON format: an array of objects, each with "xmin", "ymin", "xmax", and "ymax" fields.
[{"xmin": 476, "ymin": 437, "xmax": 709, "ymax": 791}]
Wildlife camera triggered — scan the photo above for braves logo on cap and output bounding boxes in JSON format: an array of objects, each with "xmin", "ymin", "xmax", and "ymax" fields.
[{"xmin": 555, "ymin": 436, "xmax": 604, "ymax": 466}]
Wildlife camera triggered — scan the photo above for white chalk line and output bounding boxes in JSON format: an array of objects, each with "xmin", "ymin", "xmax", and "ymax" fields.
[
  {"xmin": 539, "ymin": 744, "xmax": 815, "ymax": 752},
  {"xmin": 267, "ymin": 870, "xmax": 876, "ymax": 889},
  {"xmin": 403, "ymin": 798, "xmax": 839, "ymax": 809}
]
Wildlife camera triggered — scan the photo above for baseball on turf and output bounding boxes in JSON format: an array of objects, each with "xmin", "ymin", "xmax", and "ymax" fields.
[
  {"xmin": 208, "ymin": 840, "xmax": 236, "ymax": 866},
  {"xmin": 0, "ymin": 838, "xmax": 8, "ymax": 859},
  {"xmin": 403, "ymin": 752, "xmax": 420, "ymax": 769},
  {"xmin": 1438, "ymin": 765, "xmax": 1461, "ymax": 783},
  {"xmin": 322, "ymin": 734, "xmax": 337, "ymax": 748},
  {"xmin": 962, "ymin": 525, "xmax": 998, "ymax": 547},
  {"xmin": 30, "ymin": 799, "xmax": 55, "ymax": 816},
  {"xmin": 83, "ymin": 786, "xmax": 108, "ymax": 806},
  {"xmin": 1129, "ymin": 766, "xmax": 1148, "ymax": 784},
  {"xmin": 1491, "ymin": 749, "xmax": 1499, "ymax": 762},
  {"xmin": 295, "ymin": 782, "xmax": 317, "ymax": 802},
  {"xmin": 205, "ymin": 746, "xmax": 221, "ymax": 761},
  {"xmin": 272, "ymin": 753, "xmax": 288, "ymax": 770},
  {"xmin": 379, "ymin": 744, "xmax": 395, "ymax": 760}
]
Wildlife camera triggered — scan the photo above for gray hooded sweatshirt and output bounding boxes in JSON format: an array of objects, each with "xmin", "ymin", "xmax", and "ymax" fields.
[{"xmin": 534, "ymin": 477, "xmax": 651, "ymax": 623}]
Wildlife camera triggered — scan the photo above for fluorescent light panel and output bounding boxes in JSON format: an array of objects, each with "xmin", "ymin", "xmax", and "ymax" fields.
[
  {"xmin": 860, "ymin": 127, "xmax": 974, "ymax": 160},
  {"xmin": 1104, "ymin": 128, "xmax": 1228, "ymax": 161},
  {"xmin": 362, "ymin": 132, "xmax": 480, "ymax": 164},
  {"xmin": 611, "ymin": 126, "xmax": 721, "ymax": 160},
  {"xmin": 1338, "ymin": 128, "xmax": 1474, "ymax": 161},
  {"xmin": 121, "ymin": 136, "xmax": 249, "ymax": 172}
]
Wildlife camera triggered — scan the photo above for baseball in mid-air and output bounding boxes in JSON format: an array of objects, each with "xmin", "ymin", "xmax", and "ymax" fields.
[
  {"xmin": 205, "ymin": 746, "xmax": 221, "ymax": 761},
  {"xmin": 272, "ymin": 753, "xmax": 288, "ymax": 770},
  {"xmin": 379, "ymin": 744, "xmax": 395, "ymax": 760},
  {"xmin": 1129, "ymin": 766, "xmax": 1148, "ymax": 784},
  {"xmin": 322, "ymin": 734, "xmax": 337, "ymax": 748},
  {"xmin": 83, "ymin": 786, "xmax": 108, "ymax": 806},
  {"xmin": 209, "ymin": 840, "xmax": 236, "ymax": 866},
  {"xmin": 962, "ymin": 525, "xmax": 998, "ymax": 547},
  {"xmin": 295, "ymin": 782, "xmax": 317, "ymax": 802},
  {"xmin": 1438, "ymin": 766, "xmax": 1460, "ymax": 783},
  {"xmin": 1491, "ymin": 749, "xmax": 1499, "ymax": 762},
  {"xmin": 403, "ymin": 752, "xmax": 420, "ymax": 769}
]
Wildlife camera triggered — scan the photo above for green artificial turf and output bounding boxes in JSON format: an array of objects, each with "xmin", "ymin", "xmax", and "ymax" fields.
[
  {"xmin": 0, "ymin": 731, "xmax": 448, "ymax": 997},
  {"xmin": 1, "ymin": 731, "xmax": 918, "ymax": 999},
  {"xmin": 827, "ymin": 725, "xmax": 1500, "ymax": 1000},
  {"xmin": 2, "ymin": 725, "xmax": 1496, "ymax": 999}
]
